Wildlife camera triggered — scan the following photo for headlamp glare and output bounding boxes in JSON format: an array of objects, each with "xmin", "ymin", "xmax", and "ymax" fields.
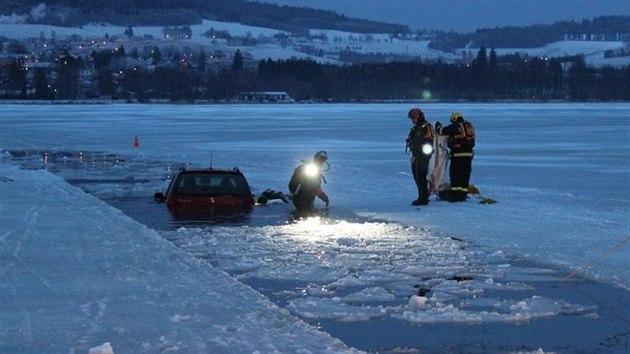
[{"xmin": 304, "ymin": 163, "xmax": 319, "ymax": 177}]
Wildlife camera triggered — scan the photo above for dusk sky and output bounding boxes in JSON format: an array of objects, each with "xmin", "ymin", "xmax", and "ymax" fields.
[{"xmin": 255, "ymin": 0, "xmax": 630, "ymax": 32}]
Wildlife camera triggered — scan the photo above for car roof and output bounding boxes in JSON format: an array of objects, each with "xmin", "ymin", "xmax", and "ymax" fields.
[{"xmin": 176, "ymin": 167, "xmax": 245, "ymax": 176}]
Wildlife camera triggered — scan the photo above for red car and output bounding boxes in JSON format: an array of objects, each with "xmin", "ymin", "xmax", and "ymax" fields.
[{"xmin": 154, "ymin": 167, "xmax": 255, "ymax": 218}]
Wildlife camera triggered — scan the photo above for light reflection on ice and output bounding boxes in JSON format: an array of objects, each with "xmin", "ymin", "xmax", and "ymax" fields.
[{"xmin": 283, "ymin": 218, "xmax": 391, "ymax": 243}]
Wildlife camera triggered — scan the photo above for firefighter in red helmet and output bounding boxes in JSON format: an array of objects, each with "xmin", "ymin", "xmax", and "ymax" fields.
[{"xmin": 406, "ymin": 108, "xmax": 435, "ymax": 206}]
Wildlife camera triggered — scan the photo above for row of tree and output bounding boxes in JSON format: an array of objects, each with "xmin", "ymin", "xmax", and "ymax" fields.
[{"xmin": 1, "ymin": 48, "xmax": 629, "ymax": 101}]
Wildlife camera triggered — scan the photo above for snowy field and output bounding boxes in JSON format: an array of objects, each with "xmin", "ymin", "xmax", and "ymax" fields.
[
  {"xmin": 1, "ymin": 103, "xmax": 629, "ymax": 353},
  {"xmin": 1, "ymin": 19, "xmax": 627, "ymax": 66}
]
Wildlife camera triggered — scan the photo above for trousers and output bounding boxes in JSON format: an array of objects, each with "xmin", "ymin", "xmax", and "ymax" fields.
[
  {"xmin": 449, "ymin": 156, "xmax": 472, "ymax": 201},
  {"xmin": 411, "ymin": 157, "xmax": 430, "ymax": 201}
]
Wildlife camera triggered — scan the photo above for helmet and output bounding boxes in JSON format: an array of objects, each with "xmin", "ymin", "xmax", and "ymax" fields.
[
  {"xmin": 450, "ymin": 111, "xmax": 463, "ymax": 123},
  {"xmin": 408, "ymin": 108, "xmax": 425, "ymax": 121},
  {"xmin": 313, "ymin": 150, "xmax": 328, "ymax": 162}
]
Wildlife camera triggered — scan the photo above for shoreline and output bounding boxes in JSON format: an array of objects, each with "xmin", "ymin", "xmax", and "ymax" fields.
[{"xmin": 1, "ymin": 99, "xmax": 629, "ymax": 105}]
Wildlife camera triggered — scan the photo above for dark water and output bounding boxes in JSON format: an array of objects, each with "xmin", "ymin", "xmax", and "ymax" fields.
[{"xmin": 238, "ymin": 255, "xmax": 630, "ymax": 353}]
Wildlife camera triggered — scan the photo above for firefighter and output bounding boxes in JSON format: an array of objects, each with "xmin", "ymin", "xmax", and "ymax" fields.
[
  {"xmin": 406, "ymin": 108, "xmax": 435, "ymax": 206},
  {"xmin": 435, "ymin": 111, "xmax": 475, "ymax": 202},
  {"xmin": 288, "ymin": 151, "xmax": 330, "ymax": 213}
]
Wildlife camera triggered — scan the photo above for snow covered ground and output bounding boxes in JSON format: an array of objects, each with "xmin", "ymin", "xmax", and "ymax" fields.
[
  {"xmin": 1, "ymin": 20, "xmax": 627, "ymax": 66},
  {"xmin": 491, "ymin": 40, "xmax": 629, "ymax": 67},
  {"xmin": 1, "ymin": 103, "xmax": 629, "ymax": 353},
  {"xmin": 0, "ymin": 19, "xmax": 283, "ymax": 39}
]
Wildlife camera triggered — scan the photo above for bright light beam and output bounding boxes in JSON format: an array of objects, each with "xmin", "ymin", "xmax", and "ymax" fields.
[
  {"xmin": 286, "ymin": 219, "xmax": 388, "ymax": 243},
  {"xmin": 422, "ymin": 143, "xmax": 433, "ymax": 155},
  {"xmin": 304, "ymin": 163, "xmax": 319, "ymax": 177}
]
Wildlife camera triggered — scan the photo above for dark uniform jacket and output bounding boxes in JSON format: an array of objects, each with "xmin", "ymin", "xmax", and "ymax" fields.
[
  {"xmin": 437, "ymin": 120, "xmax": 475, "ymax": 157},
  {"xmin": 406, "ymin": 122, "xmax": 435, "ymax": 158},
  {"xmin": 289, "ymin": 164, "xmax": 322, "ymax": 197}
]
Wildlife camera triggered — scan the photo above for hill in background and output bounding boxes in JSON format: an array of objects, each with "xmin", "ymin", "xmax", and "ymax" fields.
[
  {"xmin": 0, "ymin": 0, "xmax": 408, "ymax": 34},
  {"xmin": 430, "ymin": 15, "xmax": 630, "ymax": 50},
  {"xmin": 2, "ymin": 1, "xmax": 629, "ymax": 50},
  {"xmin": 1, "ymin": 0, "xmax": 628, "ymax": 102}
]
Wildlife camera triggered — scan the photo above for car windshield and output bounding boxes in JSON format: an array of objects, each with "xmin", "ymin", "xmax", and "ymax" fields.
[{"xmin": 173, "ymin": 172, "xmax": 250, "ymax": 196}]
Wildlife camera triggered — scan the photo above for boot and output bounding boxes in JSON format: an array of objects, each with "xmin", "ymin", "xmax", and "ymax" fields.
[{"xmin": 411, "ymin": 198, "xmax": 428, "ymax": 206}]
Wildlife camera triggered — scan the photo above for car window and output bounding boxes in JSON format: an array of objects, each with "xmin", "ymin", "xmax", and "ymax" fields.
[
  {"xmin": 218, "ymin": 175, "xmax": 250, "ymax": 195},
  {"xmin": 173, "ymin": 173, "xmax": 250, "ymax": 196}
]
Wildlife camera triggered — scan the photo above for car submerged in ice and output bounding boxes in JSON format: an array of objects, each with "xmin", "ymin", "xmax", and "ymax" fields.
[{"xmin": 154, "ymin": 167, "xmax": 255, "ymax": 219}]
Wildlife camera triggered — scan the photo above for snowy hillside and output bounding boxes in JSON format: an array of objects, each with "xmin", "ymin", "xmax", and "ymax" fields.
[
  {"xmin": 492, "ymin": 40, "xmax": 628, "ymax": 67},
  {"xmin": 1, "ymin": 19, "xmax": 627, "ymax": 66}
]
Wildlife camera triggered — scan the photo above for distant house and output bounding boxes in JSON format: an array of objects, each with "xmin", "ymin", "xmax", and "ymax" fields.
[{"xmin": 235, "ymin": 91, "xmax": 294, "ymax": 102}]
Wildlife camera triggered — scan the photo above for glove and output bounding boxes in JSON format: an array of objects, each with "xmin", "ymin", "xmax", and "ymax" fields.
[
  {"xmin": 320, "ymin": 192, "xmax": 330, "ymax": 207},
  {"xmin": 435, "ymin": 121, "xmax": 442, "ymax": 130}
]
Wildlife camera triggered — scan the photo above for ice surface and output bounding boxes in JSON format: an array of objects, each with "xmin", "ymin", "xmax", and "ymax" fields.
[
  {"xmin": 1, "ymin": 102, "xmax": 628, "ymax": 352},
  {"xmin": 1, "ymin": 103, "xmax": 627, "ymax": 287}
]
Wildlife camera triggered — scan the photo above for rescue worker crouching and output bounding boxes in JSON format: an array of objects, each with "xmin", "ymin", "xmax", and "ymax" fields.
[
  {"xmin": 406, "ymin": 108, "xmax": 435, "ymax": 206},
  {"xmin": 435, "ymin": 111, "xmax": 475, "ymax": 202},
  {"xmin": 288, "ymin": 151, "xmax": 330, "ymax": 213}
]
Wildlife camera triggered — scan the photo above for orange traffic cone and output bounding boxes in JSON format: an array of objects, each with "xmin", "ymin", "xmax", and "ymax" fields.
[{"xmin": 132, "ymin": 135, "xmax": 140, "ymax": 148}]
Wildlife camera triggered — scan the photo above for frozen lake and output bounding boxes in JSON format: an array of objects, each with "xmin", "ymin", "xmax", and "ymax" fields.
[
  {"xmin": 1, "ymin": 102, "xmax": 629, "ymax": 353},
  {"xmin": 1, "ymin": 102, "xmax": 628, "ymax": 285}
]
